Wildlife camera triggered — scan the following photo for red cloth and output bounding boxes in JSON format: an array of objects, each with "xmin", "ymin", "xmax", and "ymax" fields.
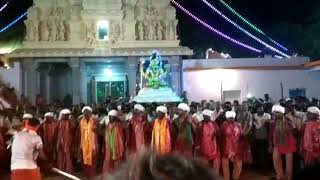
[
  {"xmin": 238, "ymin": 135, "xmax": 252, "ymax": 164},
  {"xmin": 39, "ymin": 121, "xmax": 57, "ymax": 163},
  {"xmin": 11, "ymin": 168, "xmax": 41, "ymax": 180},
  {"xmin": 269, "ymin": 118, "xmax": 297, "ymax": 154},
  {"xmin": 173, "ymin": 117, "xmax": 194, "ymax": 157},
  {"xmin": 128, "ymin": 114, "xmax": 149, "ymax": 154},
  {"xmin": 56, "ymin": 120, "xmax": 75, "ymax": 173},
  {"xmin": 198, "ymin": 121, "xmax": 220, "ymax": 169},
  {"xmin": 221, "ymin": 121, "xmax": 242, "ymax": 161},
  {"xmin": 103, "ymin": 122, "xmax": 126, "ymax": 174},
  {"xmin": 301, "ymin": 119, "xmax": 320, "ymax": 165}
]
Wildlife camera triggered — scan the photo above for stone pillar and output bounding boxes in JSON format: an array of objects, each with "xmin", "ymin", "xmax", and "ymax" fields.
[
  {"xmin": 23, "ymin": 59, "xmax": 39, "ymax": 105},
  {"xmin": 169, "ymin": 56, "xmax": 182, "ymax": 95},
  {"xmin": 80, "ymin": 64, "xmax": 88, "ymax": 104},
  {"xmin": 45, "ymin": 71, "xmax": 51, "ymax": 104},
  {"xmin": 126, "ymin": 57, "xmax": 138, "ymax": 98},
  {"xmin": 68, "ymin": 58, "xmax": 81, "ymax": 105}
]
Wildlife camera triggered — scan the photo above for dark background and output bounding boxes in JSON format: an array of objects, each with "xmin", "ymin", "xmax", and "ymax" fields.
[{"xmin": 1, "ymin": 0, "xmax": 320, "ymax": 59}]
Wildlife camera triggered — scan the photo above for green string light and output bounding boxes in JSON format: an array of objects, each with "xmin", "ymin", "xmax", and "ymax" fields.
[{"xmin": 219, "ymin": 0, "xmax": 288, "ymax": 51}]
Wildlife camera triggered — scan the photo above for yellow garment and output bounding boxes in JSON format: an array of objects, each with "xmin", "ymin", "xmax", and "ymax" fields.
[
  {"xmin": 151, "ymin": 118, "xmax": 171, "ymax": 154},
  {"xmin": 80, "ymin": 116, "xmax": 95, "ymax": 165}
]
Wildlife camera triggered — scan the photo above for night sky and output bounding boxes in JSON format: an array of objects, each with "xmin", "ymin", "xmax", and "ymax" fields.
[{"xmin": 1, "ymin": 0, "xmax": 319, "ymax": 58}]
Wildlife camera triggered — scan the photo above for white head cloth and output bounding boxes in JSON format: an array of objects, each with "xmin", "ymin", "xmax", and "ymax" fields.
[
  {"xmin": 44, "ymin": 112, "xmax": 54, "ymax": 118},
  {"xmin": 178, "ymin": 103, "xmax": 190, "ymax": 113},
  {"xmin": 225, "ymin": 111, "xmax": 236, "ymax": 119},
  {"xmin": 202, "ymin": 109, "xmax": 213, "ymax": 117},
  {"xmin": 108, "ymin": 110, "xmax": 118, "ymax": 117},
  {"xmin": 82, "ymin": 106, "xmax": 93, "ymax": 113},
  {"xmin": 156, "ymin": 106, "xmax": 168, "ymax": 114},
  {"xmin": 60, "ymin": 109, "xmax": 71, "ymax": 115},
  {"xmin": 272, "ymin": 105, "xmax": 285, "ymax": 114},
  {"xmin": 134, "ymin": 104, "xmax": 145, "ymax": 112},
  {"xmin": 22, "ymin": 113, "xmax": 33, "ymax": 119},
  {"xmin": 307, "ymin": 106, "xmax": 320, "ymax": 115}
]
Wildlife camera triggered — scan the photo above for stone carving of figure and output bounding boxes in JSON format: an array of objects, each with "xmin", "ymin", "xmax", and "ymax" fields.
[
  {"xmin": 39, "ymin": 20, "xmax": 49, "ymax": 41},
  {"xmin": 48, "ymin": 19, "xmax": 58, "ymax": 41},
  {"xmin": 138, "ymin": 21, "xmax": 144, "ymax": 40},
  {"xmin": 58, "ymin": 21, "xmax": 65, "ymax": 41},
  {"xmin": 168, "ymin": 21, "xmax": 175, "ymax": 40},
  {"xmin": 109, "ymin": 22, "xmax": 120, "ymax": 43},
  {"xmin": 25, "ymin": 21, "xmax": 33, "ymax": 41},
  {"xmin": 156, "ymin": 21, "xmax": 163, "ymax": 40},
  {"xmin": 147, "ymin": 21, "xmax": 155, "ymax": 40},
  {"xmin": 86, "ymin": 22, "xmax": 96, "ymax": 45},
  {"xmin": 32, "ymin": 21, "xmax": 39, "ymax": 41}
]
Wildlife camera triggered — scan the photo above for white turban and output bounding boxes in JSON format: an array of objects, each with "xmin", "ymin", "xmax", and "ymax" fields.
[
  {"xmin": 178, "ymin": 103, "xmax": 190, "ymax": 113},
  {"xmin": 44, "ymin": 112, "xmax": 54, "ymax": 118},
  {"xmin": 272, "ymin": 105, "xmax": 285, "ymax": 114},
  {"xmin": 117, "ymin": 105, "xmax": 122, "ymax": 111},
  {"xmin": 82, "ymin": 106, "xmax": 92, "ymax": 113},
  {"xmin": 156, "ymin": 106, "xmax": 167, "ymax": 114},
  {"xmin": 108, "ymin": 110, "xmax": 118, "ymax": 117},
  {"xmin": 60, "ymin": 109, "xmax": 71, "ymax": 115},
  {"xmin": 202, "ymin": 109, "xmax": 213, "ymax": 117},
  {"xmin": 134, "ymin": 104, "xmax": 145, "ymax": 112},
  {"xmin": 22, "ymin": 113, "xmax": 33, "ymax": 119},
  {"xmin": 307, "ymin": 106, "xmax": 320, "ymax": 115},
  {"xmin": 225, "ymin": 111, "xmax": 236, "ymax": 119}
]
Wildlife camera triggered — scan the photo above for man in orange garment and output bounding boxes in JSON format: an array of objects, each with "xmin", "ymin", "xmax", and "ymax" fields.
[
  {"xmin": 79, "ymin": 106, "xmax": 99, "ymax": 179},
  {"xmin": 151, "ymin": 106, "xmax": 171, "ymax": 154}
]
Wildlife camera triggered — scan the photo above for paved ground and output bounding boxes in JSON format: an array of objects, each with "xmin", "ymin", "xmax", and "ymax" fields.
[{"xmin": 1, "ymin": 169, "xmax": 274, "ymax": 180}]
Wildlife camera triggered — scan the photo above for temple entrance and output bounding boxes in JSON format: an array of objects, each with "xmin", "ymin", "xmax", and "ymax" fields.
[{"xmin": 96, "ymin": 80, "xmax": 127, "ymax": 104}]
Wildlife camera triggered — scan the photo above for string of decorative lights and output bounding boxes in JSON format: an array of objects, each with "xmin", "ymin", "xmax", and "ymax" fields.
[
  {"xmin": 0, "ymin": 2, "xmax": 9, "ymax": 13},
  {"xmin": 201, "ymin": 0, "xmax": 290, "ymax": 58},
  {"xmin": 218, "ymin": 0, "xmax": 288, "ymax": 51},
  {"xmin": 170, "ymin": 0, "xmax": 261, "ymax": 54},
  {"xmin": 0, "ymin": 12, "xmax": 27, "ymax": 33}
]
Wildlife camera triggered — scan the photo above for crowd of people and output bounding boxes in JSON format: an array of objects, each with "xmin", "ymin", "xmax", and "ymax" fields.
[{"xmin": 0, "ymin": 93, "xmax": 320, "ymax": 180}]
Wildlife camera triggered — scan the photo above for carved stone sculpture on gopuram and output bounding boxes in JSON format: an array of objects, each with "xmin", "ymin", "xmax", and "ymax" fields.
[{"xmin": 20, "ymin": 0, "xmax": 186, "ymax": 54}]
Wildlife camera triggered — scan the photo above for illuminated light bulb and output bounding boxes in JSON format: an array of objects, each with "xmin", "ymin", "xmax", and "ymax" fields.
[{"xmin": 170, "ymin": 0, "xmax": 261, "ymax": 53}]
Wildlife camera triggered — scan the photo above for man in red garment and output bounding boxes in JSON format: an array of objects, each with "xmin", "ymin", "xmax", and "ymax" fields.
[
  {"xmin": 128, "ymin": 104, "xmax": 149, "ymax": 154},
  {"xmin": 269, "ymin": 105, "xmax": 297, "ymax": 180},
  {"xmin": 301, "ymin": 106, "xmax": 320, "ymax": 166},
  {"xmin": 38, "ymin": 112, "xmax": 57, "ymax": 163},
  {"xmin": 79, "ymin": 106, "xmax": 99, "ymax": 179},
  {"xmin": 55, "ymin": 109, "xmax": 75, "ymax": 173},
  {"xmin": 221, "ymin": 111, "xmax": 242, "ymax": 180},
  {"xmin": 197, "ymin": 109, "xmax": 220, "ymax": 171},
  {"xmin": 103, "ymin": 110, "xmax": 126, "ymax": 175},
  {"xmin": 173, "ymin": 103, "xmax": 197, "ymax": 157}
]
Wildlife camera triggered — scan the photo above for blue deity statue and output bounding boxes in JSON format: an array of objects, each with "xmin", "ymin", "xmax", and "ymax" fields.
[{"xmin": 140, "ymin": 51, "xmax": 170, "ymax": 89}]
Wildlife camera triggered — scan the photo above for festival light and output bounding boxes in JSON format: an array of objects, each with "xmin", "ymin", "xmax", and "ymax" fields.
[
  {"xmin": 0, "ymin": 2, "xmax": 8, "ymax": 13},
  {"xmin": 218, "ymin": 0, "xmax": 288, "ymax": 51},
  {"xmin": 0, "ymin": 12, "xmax": 27, "ymax": 33},
  {"xmin": 171, "ymin": 0, "xmax": 261, "ymax": 54},
  {"xmin": 201, "ymin": 0, "xmax": 290, "ymax": 58}
]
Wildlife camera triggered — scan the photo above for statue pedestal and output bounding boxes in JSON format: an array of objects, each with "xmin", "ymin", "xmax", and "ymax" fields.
[{"xmin": 132, "ymin": 87, "xmax": 181, "ymax": 103}]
